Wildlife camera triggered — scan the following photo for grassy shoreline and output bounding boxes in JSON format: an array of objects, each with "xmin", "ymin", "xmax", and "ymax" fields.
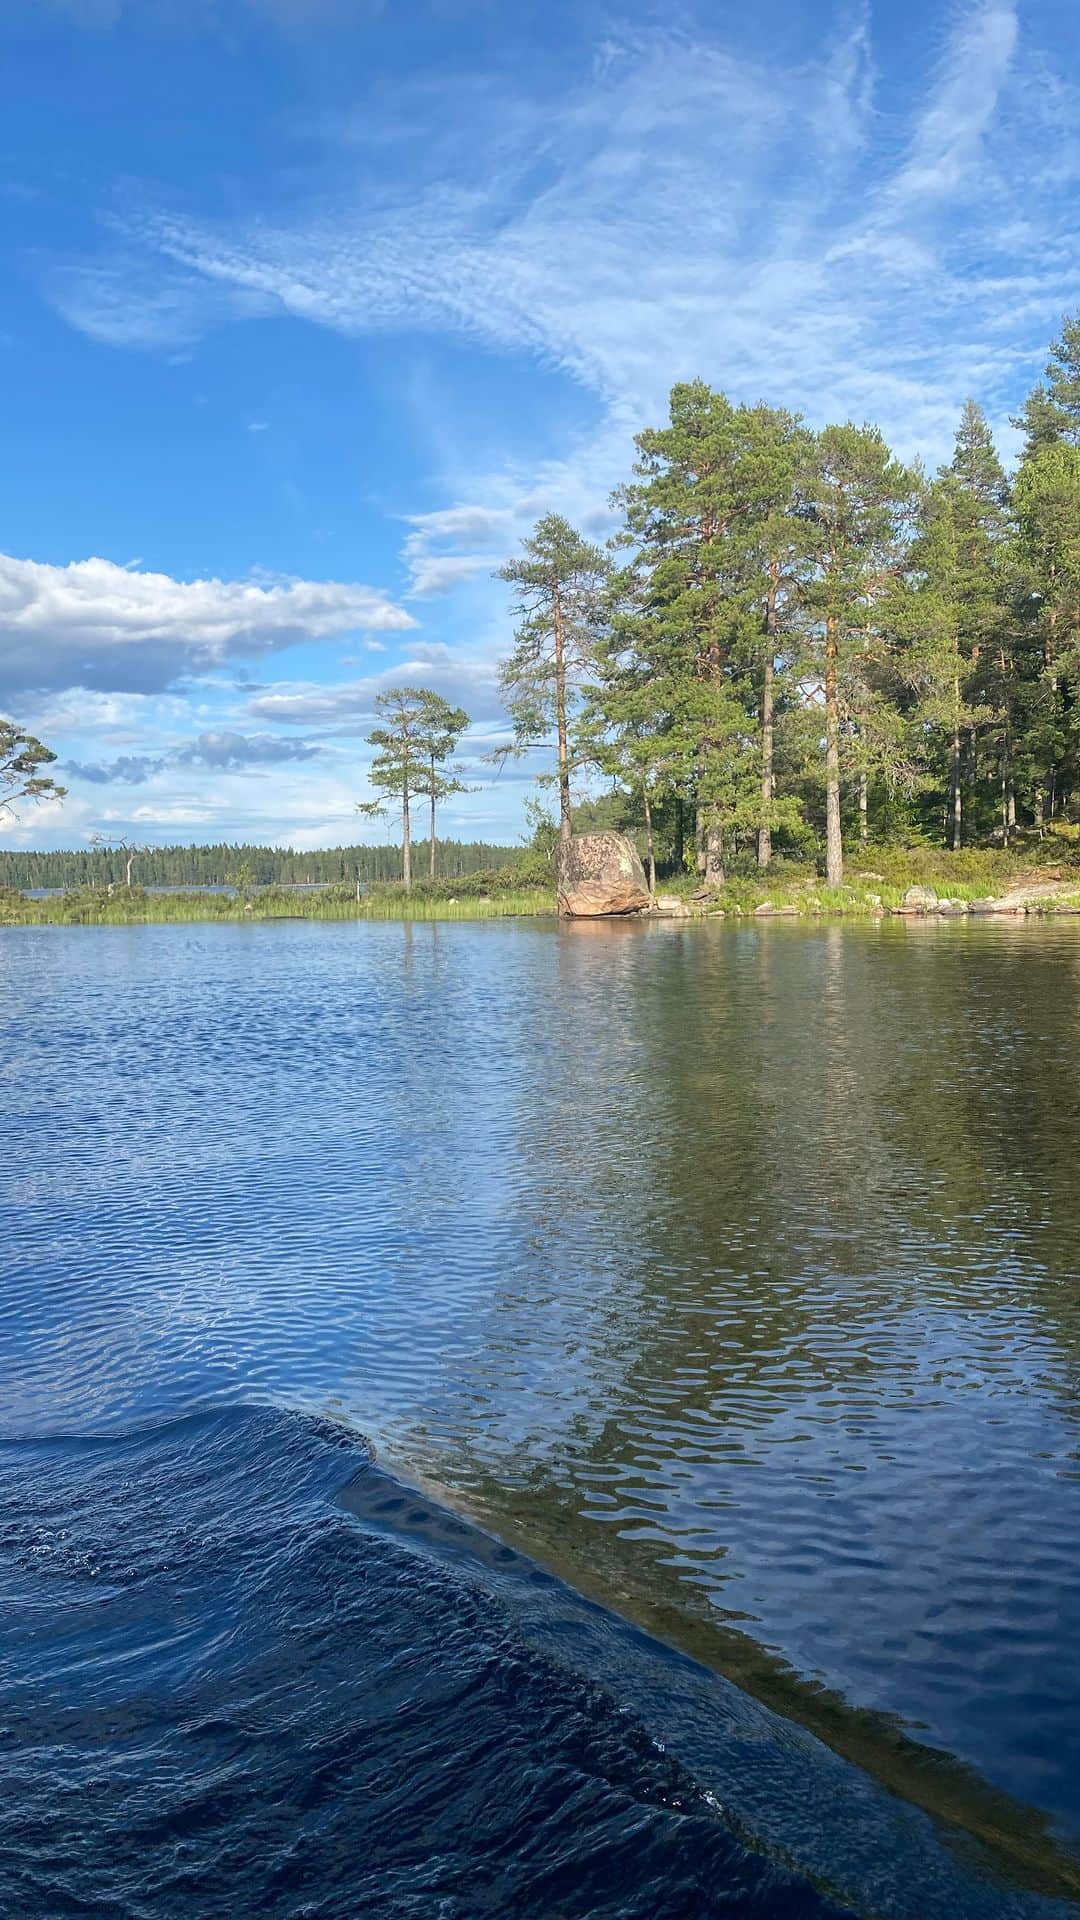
[
  {"xmin": 0, "ymin": 884, "xmax": 558, "ymax": 926},
  {"xmin": 4, "ymin": 844, "xmax": 1080, "ymax": 926}
]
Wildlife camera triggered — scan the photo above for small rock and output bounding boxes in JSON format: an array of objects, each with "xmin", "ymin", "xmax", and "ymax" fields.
[{"xmin": 900, "ymin": 884, "xmax": 939, "ymax": 912}]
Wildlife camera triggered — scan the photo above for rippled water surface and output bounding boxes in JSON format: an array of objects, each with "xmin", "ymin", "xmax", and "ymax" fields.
[{"xmin": 4, "ymin": 917, "xmax": 1080, "ymax": 1916}]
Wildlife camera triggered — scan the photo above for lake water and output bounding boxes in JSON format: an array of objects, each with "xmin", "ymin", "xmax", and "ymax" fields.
[{"xmin": 3, "ymin": 917, "xmax": 1079, "ymax": 1918}]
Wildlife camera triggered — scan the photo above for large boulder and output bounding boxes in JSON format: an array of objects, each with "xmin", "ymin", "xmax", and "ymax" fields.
[{"xmin": 555, "ymin": 832, "xmax": 651, "ymax": 917}]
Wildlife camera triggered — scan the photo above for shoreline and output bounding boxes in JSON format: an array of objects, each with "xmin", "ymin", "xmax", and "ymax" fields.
[{"xmin": 5, "ymin": 889, "xmax": 1080, "ymax": 928}]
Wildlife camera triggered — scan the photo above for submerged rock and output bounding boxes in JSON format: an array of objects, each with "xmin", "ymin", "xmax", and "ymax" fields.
[{"xmin": 555, "ymin": 832, "xmax": 651, "ymax": 917}]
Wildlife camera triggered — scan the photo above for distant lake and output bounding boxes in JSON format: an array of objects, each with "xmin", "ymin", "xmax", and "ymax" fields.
[{"xmin": 3, "ymin": 918, "xmax": 1079, "ymax": 1919}]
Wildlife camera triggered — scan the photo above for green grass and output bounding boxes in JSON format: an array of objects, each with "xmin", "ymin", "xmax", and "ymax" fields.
[
  {"xmin": 6, "ymin": 835, "xmax": 1080, "ymax": 929},
  {"xmin": 654, "ymin": 836, "xmax": 1080, "ymax": 919},
  {"xmin": 0, "ymin": 883, "xmax": 557, "ymax": 927}
]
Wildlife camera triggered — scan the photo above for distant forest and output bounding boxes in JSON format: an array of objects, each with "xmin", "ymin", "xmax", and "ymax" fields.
[{"xmin": 0, "ymin": 839, "xmax": 519, "ymax": 891}]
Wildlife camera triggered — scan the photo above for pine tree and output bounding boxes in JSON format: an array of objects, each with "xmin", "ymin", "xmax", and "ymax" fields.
[
  {"xmin": 413, "ymin": 692, "xmax": 471, "ymax": 879},
  {"xmin": 497, "ymin": 516, "xmax": 609, "ymax": 843},
  {"xmin": 802, "ymin": 425, "xmax": 920, "ymax": 884},
  {"xmin": 360, "ymin": 686, "xmax": 439, "ymax": 891},
  {"xmin": 724, "ymin": 404, "xmax": 816, "ymax": 867},
  {"xmin": 942, "ymin": 404, "xmax": 1013, "ymax": 842},
  {"xmin": 0, "ymin": 720, "xmax": 66, "ymax": 817},
  {"xmin": 1014, "ymin": 439, "xmax": 1080, "ymax": 821},
  {"xmin": 614, "ymin": 383, "xmax": 763, "ymax": 884}
]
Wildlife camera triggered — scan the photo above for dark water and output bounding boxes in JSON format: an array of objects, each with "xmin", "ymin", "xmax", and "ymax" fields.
[{"xmin": 3, "ymin": 919, "xmax": 1080, "ymax": 1917}]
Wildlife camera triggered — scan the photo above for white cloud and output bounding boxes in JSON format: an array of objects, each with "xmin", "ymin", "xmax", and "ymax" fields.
[
  {"xmin": 886, "ymin": 1, "xmax": 1019, "ymax": 206},
  {"xmin": 0, "ymin": 552, "xmax": 415, "ymax": 698},
  {"xmin": 50, "ymin": 0, "xmax": 1072, "ymax": 502},
  {"xmin": 402, "ymin": 504, "xmax": 516, "ymax": 596},
  {"xmin": 64, "ymin": 729, "xmax": 323, "ymax": 784},
  {"xmin": 44, "ymin": 258, "xmax": 277, "ymax": 353},
  {"xmin": 248, "ymin": 644, "xmax": 503, "ymax": 731}
]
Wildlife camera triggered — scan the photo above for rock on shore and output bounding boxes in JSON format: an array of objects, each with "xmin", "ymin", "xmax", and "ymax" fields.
[{"xmin": 555, "ymin": 832, "xmax": 651, "ymax": 917}]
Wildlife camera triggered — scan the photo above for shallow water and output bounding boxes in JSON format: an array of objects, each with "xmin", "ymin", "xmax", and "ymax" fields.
[{"xmin": 3, "ymin": 917, "xmax": 1080, "ymax": 1915}]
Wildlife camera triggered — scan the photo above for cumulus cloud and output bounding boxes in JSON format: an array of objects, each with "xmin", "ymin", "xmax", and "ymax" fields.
[
  {"xmin": 65, "ymin": 752, "xmax": 165, "ymax": 785},
  {"xmin": 248, "ymin": 645, "xmax": 503, "ymax": 732},
  {"xmin": 0, "ymin": 552, "xmax": 414, "ymax": 699},
  {"xmin": 65, "ymin": 729, "xmax": 323, "ymax": 784}
]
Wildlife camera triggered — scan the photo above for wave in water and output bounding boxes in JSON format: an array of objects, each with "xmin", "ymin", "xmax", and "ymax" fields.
[{"xmin": 1, "ymin": 1403, "xmax": 1074, "ymax": 1920}]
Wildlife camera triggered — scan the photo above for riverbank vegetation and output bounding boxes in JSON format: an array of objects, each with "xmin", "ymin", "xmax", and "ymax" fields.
[
  {"xmin": 2, "ymin": 317, "xmax": 1077, "ymax": 913},
  {"xmin": 6, "ymin": 831, "xmax": 1080, "ymax": 925},
  {"xmin": 0, "ymin": 852, "xmax": 556, "ymax": 925},
  {"xmin": 492, "ymin": 315, "xmax": 1080, "ymax": 888}
]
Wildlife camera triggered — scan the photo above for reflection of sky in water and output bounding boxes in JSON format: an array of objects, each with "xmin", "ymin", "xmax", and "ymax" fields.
[{"xmin": 3, "ymin": 917, "xmax": 1080, "ymax": 1853}]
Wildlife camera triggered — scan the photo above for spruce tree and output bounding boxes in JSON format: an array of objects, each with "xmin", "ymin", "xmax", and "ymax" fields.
[{"xmin": 1014, "ymin": 313, "xmax": 1080, "ymax": 454}]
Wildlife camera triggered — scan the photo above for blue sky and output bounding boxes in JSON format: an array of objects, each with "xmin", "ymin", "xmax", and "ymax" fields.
[{"xmin": 0, "ymin": 0, "xmax": 1076, "ymax": 851}]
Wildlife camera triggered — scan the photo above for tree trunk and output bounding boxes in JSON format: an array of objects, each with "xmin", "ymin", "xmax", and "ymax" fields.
[
  {"xmin": 758, "ymin": 653, "xmax": 775, "ymax": 869},
  {"xmin": 949, "ymin": 687, "xmax": 962, "ymax": 851},
  {"xmin": 673, "ymin": 795, "xmax": 685, "ymax": 874},
  {"xmin": 642, "ymin": 786, "xmax": 656, "ymax": 897},
  {"xmin": 553, "ymin": 583, "xmax": 572, "ymax": 843},
  {"xmin": 402, "ymin": 778, "xmax": 412, "ymax": 892},
  {"xmin": 999, "ymin": 647, "xmax": 1012, "ymax": 848},
  {"xmin": 429, "ymin": 754, "xmax": 437, "ymax": 881},
  {"xmin": 824, "ymin": 615, "xmax": 843, "ymax": 887},
  {"xmin": 126, "ymin": 851, "xmax": 135, "ymax": 888},
  {"xmin": 705, "ymin": 822, "xmax": 725, "ymax": 886},
  {"xmin": 695, "ymin": 809, "xmax": 706, "ymax": 874},
  {"xmin": 858, "ymin": 768, "xmax": 868, "ymax": 848}
]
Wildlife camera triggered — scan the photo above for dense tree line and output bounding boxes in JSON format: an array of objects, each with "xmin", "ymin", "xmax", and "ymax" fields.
[
  {"xmin": 498, "ymin": 316, "xmax": 1080, "ymax": 883},
  {"xmin": 0, "ymin": 839, "xmax": 519, "ymax": 892}
]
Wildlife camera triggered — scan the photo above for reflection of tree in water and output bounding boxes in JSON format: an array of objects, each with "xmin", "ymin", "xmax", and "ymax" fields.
[{"xmin": 399, "ymin": 921, "xmax": 1080, "ymax": 1898}]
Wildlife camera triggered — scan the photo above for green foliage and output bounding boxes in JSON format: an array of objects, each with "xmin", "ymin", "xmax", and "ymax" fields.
[
  {"xmin": 1014, "ymin": 313, "xmax": 1080, "ymax": 454},
  {"xmin": 0, "ymin": 839, "xmax": 520, "ymax": 892},
  {"xmin": 359, "ymin": 685, "xmax": 473, "ymax": 890},
  {"xmin": 1, "ymin": 880, "xmax": 555, "ymax": 926},
  {"xmin": 497, "ymin": 513, "xmax": 610, "ymax": 836},
  {"xmin": 491, "ymin": 313, "xmax": 1080, "ymax": 875},
  {"xmin": 0, "ymin": 719, "xmax": 66, "ymax": 815}
]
